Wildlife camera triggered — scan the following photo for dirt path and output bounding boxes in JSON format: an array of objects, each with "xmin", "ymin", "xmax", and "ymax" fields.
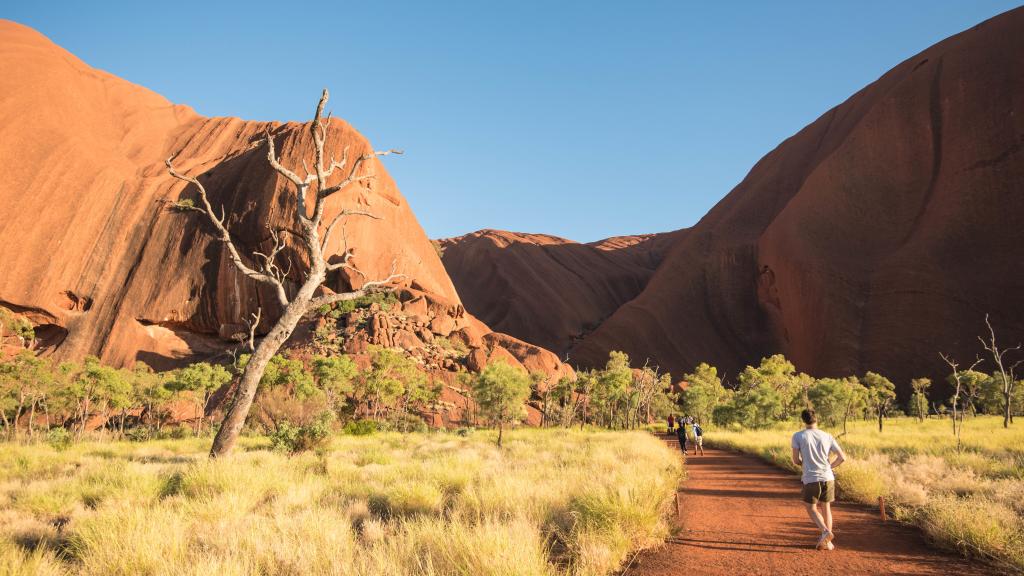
[{"xmin": 626, "ymin": 437, "xmax": 996, "ymax": 575}]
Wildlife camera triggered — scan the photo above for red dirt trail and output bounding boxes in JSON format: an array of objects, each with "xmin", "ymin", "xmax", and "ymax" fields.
[{"xmin": 626, "ymin": 438, "xmax": 997, "ymax": 576}]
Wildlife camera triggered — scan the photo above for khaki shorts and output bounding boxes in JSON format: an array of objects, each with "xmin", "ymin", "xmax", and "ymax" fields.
[
  {"xmin": 801, "ymin": 481, "xmax": 835, "ymax": 504},
  {"xmin": 694, "ymin": 436, "xmax": 703, "ymax": 446}
]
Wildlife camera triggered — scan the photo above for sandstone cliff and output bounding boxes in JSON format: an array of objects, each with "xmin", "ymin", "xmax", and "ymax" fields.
[
  {"xmin": 439, "ymin": 229, "xmax": 683, "ymax": 359},
  {"xmin": 443, "ymin": 8, "xmax": 1024, "ymax": 397},
  {"xmin": 0, "ymin": 20, "xmax": 573, "ymax": 389}
]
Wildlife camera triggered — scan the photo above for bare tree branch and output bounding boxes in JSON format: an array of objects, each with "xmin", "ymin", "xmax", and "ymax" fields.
[
  {"xmin": 978, "ymin": 313, "xmax": 1022, "ymax": 428},
  {"xmin": 317, "ymin": 149, "xmax": 403, "ymax": 200},
  {"xmin": 321, "ymin": 209, "xmax": 382, "ymax": 253},
  {"xmin": 308, "ymin": 272, "xmax": 405, "ymax": 309},
  {"xmin": 246, "ymin": 308, "xmax": 261, "ymax": 352},
  {"xmin": 165, "ymin": 156, "xmax": 290, "ymax": 307}
]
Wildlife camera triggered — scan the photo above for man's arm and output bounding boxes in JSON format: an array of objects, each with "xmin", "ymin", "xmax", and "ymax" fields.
[
  {"xmin": 830, "ymin": 444, "xmax": 847, "ymax": 470},
  {"xmin": 791, "ymin": 447, "xmax": 802, "ymax": 468}
]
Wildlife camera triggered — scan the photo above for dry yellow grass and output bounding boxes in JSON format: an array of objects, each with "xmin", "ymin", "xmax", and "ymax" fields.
[
  {"xmin": 706, "ymin": 416, "xmax": 1024, "ymax": 572},
  {"xmin": 0, "ymin": 429, "xmax": 682, "ymax": 576}
]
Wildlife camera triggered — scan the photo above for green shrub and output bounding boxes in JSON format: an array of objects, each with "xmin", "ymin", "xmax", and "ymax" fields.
[
  {"xmin": 125, "ymin": 427, "xmax": 153, "ymax": 442},
  {"xmin": 46, "ymin": 428, "xmax": 72, "ymax": 451},
  {"xmin": 342, "ymin": 420, "xmax": 380, "ymax": 436},
  {"xmin": 387, "ymin": 413, "xmax": 429, "ymax": 433},
  {"xmin": 158, "ymin": 425, "xmax": 192, "ymax": 440},
  {"xmin": 269, "ymin": 414, "xmax": 334, "ymax": 454}
]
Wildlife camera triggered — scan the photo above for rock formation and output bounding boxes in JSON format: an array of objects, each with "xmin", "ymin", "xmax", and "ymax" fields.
[
  {"xmin": 0, "ymin": 20, "xmax": 574, "ymax": 393},
  {"xmin": 439, "ymin": 229, "xmax": 683, "ymax": 358},
  {"xmin": 443, "ymin": 8, "xmax": 1024, "ymax": 399}
]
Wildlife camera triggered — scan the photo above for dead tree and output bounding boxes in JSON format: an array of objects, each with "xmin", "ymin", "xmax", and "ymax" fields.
[
  {"xmin": 978, "ymin": 314, "xmax": 1022, "ymax": 428},
  {"xmin": 939, "ymin": 352, "xmax": 981, "ymax": 453},
  {"xmin": 167, "ymin": 89, "xmax": 402, "ymax": 458}
]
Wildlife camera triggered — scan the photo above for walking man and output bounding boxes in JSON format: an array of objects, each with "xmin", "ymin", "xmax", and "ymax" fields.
[
  {"xmin": 692, "ymin": 420, "xmax": 704, "ymax": 456},
  {"xmin": 675, "ymin": 416, "xmax": 688, "ymax": 455},
  {"xmin": 791, "ymin": 408, "xmax": 846, "ymax": 550}
]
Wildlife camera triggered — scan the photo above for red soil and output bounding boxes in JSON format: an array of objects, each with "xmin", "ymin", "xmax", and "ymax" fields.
[{"xmin": 628, "ymin": 441, "xmax": 997, "ymax": 576}]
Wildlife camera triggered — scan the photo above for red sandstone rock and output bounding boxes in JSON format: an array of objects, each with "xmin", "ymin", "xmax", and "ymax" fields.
[
  {"xmin": 440, "ymin": 9, "xmax": 1024, "ymax": 400},
  {"xmin": 440, "ymin": 229, "xmax": 683, "ymax": 357},
  {"xmin": 572, "ymin": 9, "xmax": 1024, "ymax": 398},
  {"xmin": 0, "ymin": 20, "xmax": 458, "ymax": 370}
]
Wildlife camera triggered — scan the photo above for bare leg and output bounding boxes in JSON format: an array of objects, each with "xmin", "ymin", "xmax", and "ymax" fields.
[
  {"xmin": 805, "ymin": 502, "xmax": 827, "ymax": 532},
  {"xmin": 823, "ymin": 502, "xmax": 833, "ymax": 533}
]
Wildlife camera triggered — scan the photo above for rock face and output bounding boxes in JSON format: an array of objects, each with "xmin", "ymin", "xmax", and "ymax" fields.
[
  {"xmin": 0, "ymin": 20, "xmax": 458, "ymax": 369},
  {"xmin": 439, "ymin": 229, "xmax": 683, "ymax": 358},
  {"xmin": 443, "ymin": 8, "xmax": 1024, "ymax": 398},
  {"xmin": 0, "ymin": 20, "xmax": 576, "ymax": 395}
]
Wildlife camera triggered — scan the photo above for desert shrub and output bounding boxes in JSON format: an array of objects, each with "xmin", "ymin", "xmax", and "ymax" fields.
[
  {"xmin": 334, "ymin": 291, "xmax": 400, "ymax": 315},
  {"xmin": 168, "ymin": 198, "xmax": 196, "ymax": 212},
  {"xmin": 386, "ymin": 413, "xmax": 429, "ymax": 433},
  {"xmin": 157, "ymin": 425, "xmax": 192, "ymax": 440},
  {"xmin": 268, "ymin": 413, "xmax": 334, "ymax": 454},
  {"xmin": 343, "ymin": 419, "xmax": 380, "ymax": 436},
  {"xmin": 124, "ymin": 427, "xmax": 153, "ymax": 443},
  {"xmin": 47, "ymin": 428, "xmax": 72, "ymax": 451}
]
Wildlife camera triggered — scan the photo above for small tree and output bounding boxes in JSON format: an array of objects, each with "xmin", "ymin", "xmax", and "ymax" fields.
[
  {"xmin": 909, "ymin": 377, "xmax": 931, "ymax": 422},
  {"xmin": 166, "ymin": 89, "xmax": 402, "ymax": 457},
  {"xmin": 807, "ymin": 378, "xmax": 846, "ymax": 427},
  {"xmin": 680, "ymin": 362, "xmax": 727, "ymax": 426},
  {"xmin": 358, "ymin": 347, "xmax": 418, "ymax": 421},
  {"xmin": 738, "ymin": 354, "xmax": 802, "ymax": 417},
  {"xmin": 838, "ymin": 377, "xmax": 868, "ymax": 436},
  {"xmin": 472, "ymin": 361, "xmax": 530, "ymax": 447},
  {"xmin": 0, "ymin": 351, "xmax": 53, "ymax": 439},
  {"xmin": 133, "ymin": 363, "xmax": 172, "ymax": 432},
  {"xmin": 861, "ymin": 371, "xmax": 896, "ymax": 433},
  {"xmin": 978, "ymin": 314, "xmax": 1022, "ymax": 428},
  {"xmin": 940, "ymin": 353, "xmax": 982, "ymax": 452},
  {"xmin": 311, "ymin": 355, "xmax": 357, "ymax": 416},
  {"xmin": 594, "ymin": 351, "xmax": 632, "ymax": 428},
  {"xmin": 168, "ymin": 362, "xmax": 232, "ymax": 435}
]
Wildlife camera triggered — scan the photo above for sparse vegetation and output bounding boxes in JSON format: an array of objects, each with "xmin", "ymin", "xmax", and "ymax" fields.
[{"xmin": 0, "ymin": 429, "xmax": 681, "ymax": 576}]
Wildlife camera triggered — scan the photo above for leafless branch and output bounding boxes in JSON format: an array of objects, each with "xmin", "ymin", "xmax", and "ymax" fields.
[
  {"xmin": 246, "ymin": 308, "xmax": 261, "ymax": 352},
  {"xmin": 165, "ymin": 156, "xmax": 290, "ymax": 307},
  {"xmin": 317, "ymin": 149, "xmax": 403, "ymax": 200},
  {"xmin": 309, "ymin": 261, "xmax": 404, "ymax": 309},
  {"xmin": 321, "ymin": 209, "xmax": 382, "ymax": 253}
]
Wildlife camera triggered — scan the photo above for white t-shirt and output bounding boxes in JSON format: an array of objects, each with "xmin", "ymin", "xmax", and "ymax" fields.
[{"xmin": 791, "ymin": 428, "xmax": 840, "ymax": 484}]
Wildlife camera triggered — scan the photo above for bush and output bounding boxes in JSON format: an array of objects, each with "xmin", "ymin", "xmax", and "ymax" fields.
[
  {"xmin": 125, "ymin": 427, "xmax": 153, "ymax": 442},
  {"xmin": 269, "ymin": 414, "xmax": 334, "ymax": 454},
  {"xmin": 157, "ymin": 425, "xmax": 192, "ymax": 440},
  {"xmin": 342, "ymin": 420, "xmax": 380, "ymax": 436},
  {"xmin": 46, "ymin": 428, "xmax": 72, "ymax": 451},
  {"xmin": 387, "ymin": 413, "xmax": 429, "ymax": 433}
]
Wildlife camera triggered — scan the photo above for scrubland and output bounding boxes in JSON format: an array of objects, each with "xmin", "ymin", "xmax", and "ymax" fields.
[
  {"xmin": 0, "ymin": 429, "xmax": 681, "ymax": 576},
  {"xmin": 708, "ymin": 416, "xmax": 1024, "ymax": 571}
]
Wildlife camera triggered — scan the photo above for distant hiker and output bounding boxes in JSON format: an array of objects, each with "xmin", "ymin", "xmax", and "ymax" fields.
[
  {"xmin": 667, "ymin": 414, "xmax": 675, "ymax": 434},
  {"xmin": 791, "ymin": 408, "xmax": 847, "ymax": 551},
  {"xmin": 675, "ymin": 419, "xmax": 688, "ymax": 455},
  {"xmin": 692, "ymin": 421, "xmax": 704, "ymax": 456}
]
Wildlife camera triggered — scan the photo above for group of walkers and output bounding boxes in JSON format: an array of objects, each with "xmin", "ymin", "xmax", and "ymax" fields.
[
  {"xmin": 665, "ymin": 408, "xmax": 847, "ymax": 551},
  {"xmin": 666, "ymin": 414, "xmax": 703, "ymax": 456}
]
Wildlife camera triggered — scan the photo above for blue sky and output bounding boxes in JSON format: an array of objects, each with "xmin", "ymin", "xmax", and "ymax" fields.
[{"xmin": 5, "ymin": 1, "xmax": 1021, "ymax": 241}]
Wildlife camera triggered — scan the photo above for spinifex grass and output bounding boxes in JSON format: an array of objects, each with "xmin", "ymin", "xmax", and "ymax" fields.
[
  {"xmin": 0, "ymin": 429, "xmax": 682, "ymax": 576},
  {"xmin": 707, "ymin": 416, "xmax": 1024, "ymax": 572}
]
